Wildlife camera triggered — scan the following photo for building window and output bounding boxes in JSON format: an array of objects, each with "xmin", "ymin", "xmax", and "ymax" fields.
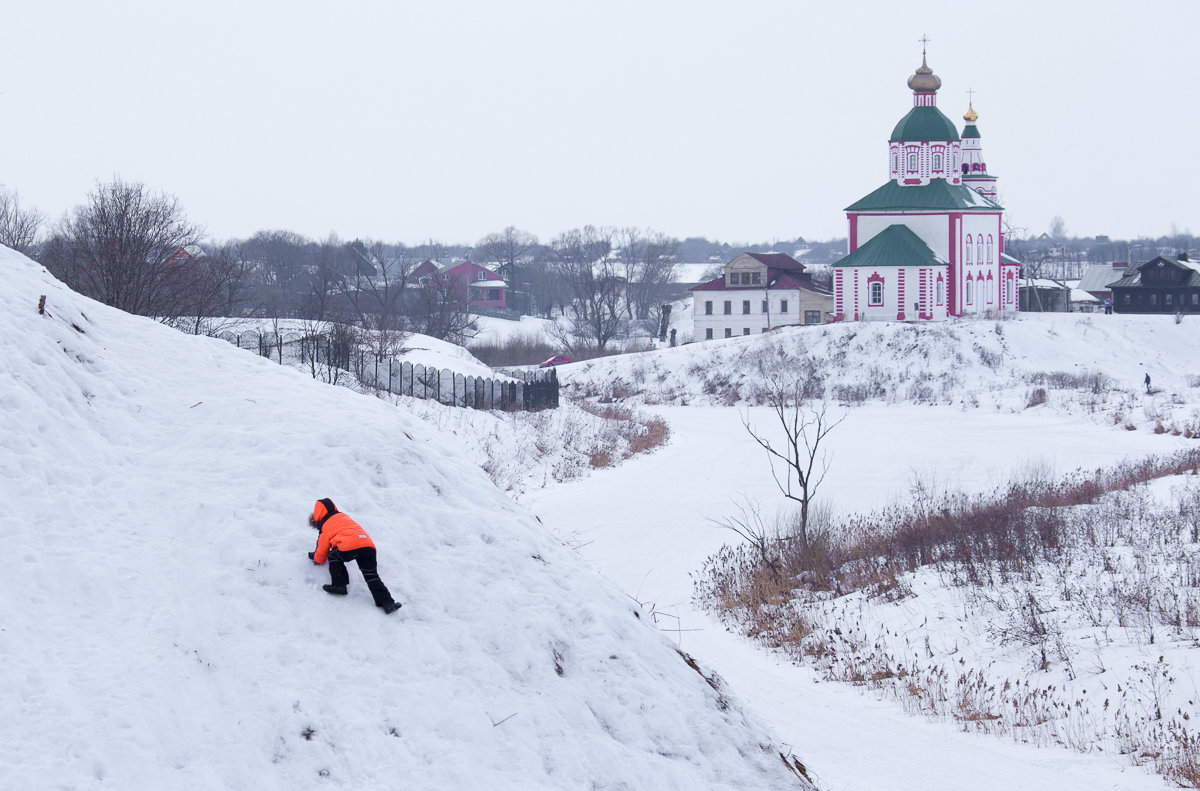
[
  {"xmin": 1124, "ymin": 294, "xmax": 1131, "ymax": 305},
  {"xmin": 986, "ymin": 236, "xmax": 993, "ymax": 263},
  {"xmin": 724, "ymin": 328, "xmax": 732, "ymax": 338},
  {"xmin": 976, "ymin": 240, "xmax": 983, "ymax": 263},
  {"xmin": 780, "ymin": 300, "xmax": 789, "ymax": 313},
  {"xmin": 742, "ymin": 300, "xmax": 751, "ymax": 314},
  {"xmin": 966, "ymin": 278, "xmax": 974, "ymax": 305},
  {"xmin": 933, "ymin": 153, "xmax": 942, "ymax": 170},
  {"xmin": 1166, "ymin": 293, "xmax": 1173, "ymax": 306},
  {"xmin": 723, "ymin": 301, "xmax": 731, "ymax": 315},
  {"xmin": 705, "ymin": 300, "xmax": 713, "ymax": 315},
  {"xmin": 986, "ymin": 279, "xmax": 994, "ymax": 304},
  {"xmin": 804, "ymin": 310, "xmax": 820, "ymax": 325},
  {"xmin": 487, "ymin": 288, "xmax": 500, "ymax": 301},
  {"xmin": 937, "ymin": 277, "xmax": 945, "ymax": 306},
  {"xmin": 752, "ymin": 272, "xmax": 761, "ymax": 284},
  {"xmin": 908, "ymin": 153, "xmax": 917, "ymax": 170},
  {"xmin": 1193, "ymin": 293, "xmax": 1199, "ymax": 306},
  {"xmin": 965, "ymin": 235, "xmax": 973, "ymax": 264},
  {"xmin": 869, "ymin": 281, "xmax": 883, "ymax": 306},
  {"xmin": 1151, "ymin": 294, "xmax": 1158, "ymax": 306},
  {"xmin": 743, "ymin": 328, "xmax": 750, "ymax": 335},
  {"xmin": 761, "ymin": 300, "xmax": 769, "ymax": 313},
  {"xmin": 477, "ymin": 272, "xmax": 486, "ymax": 281},
  {"xmin": 705, "ymin": 328, "xmax": 713, "ymax": 340}
]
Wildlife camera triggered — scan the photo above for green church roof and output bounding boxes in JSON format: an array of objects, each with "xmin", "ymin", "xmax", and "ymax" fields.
[
  {"xmin": 962, "ymin": 123, "xmax": 980, "ymax": 139},
  {"xmin": 889, "ymin": 106, "xmax": 960, "ymax": 142},
  {"xmin": 845, "ymin": 179, "xmax": 1002, "ymax": 212},
  {"xmin": 832, "ymin": 224, "xmax": 945, "ymax": 269}
]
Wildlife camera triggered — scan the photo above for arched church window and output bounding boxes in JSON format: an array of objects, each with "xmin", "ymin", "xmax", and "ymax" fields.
[
  {"xmin": 976, "ymin": 239, "xmax": 983, "ymax": 264},
  {"xmin": 936, "ymin": 276, "xmax": 945, "ymax": 306},
  {"xmin": 965, "ymin": 236, "xmax": 973, "ymax": 264},
  {"xmin": 933, "ymin": 153, "xmax": 943, "ymax": 170},
  {"xmin": 908, "ymin": 153, "xmax": 917, "ymax": 171},
  {"xmin": 986, "ymin": 236, "xmax": 993, "ymax": 263},
  {"xmin": 966, "ymin": 277, "xmax": 974, "ymax": 305}
]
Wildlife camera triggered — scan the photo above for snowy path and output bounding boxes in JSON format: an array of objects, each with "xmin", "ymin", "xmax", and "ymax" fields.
[{"xmin": 525, "ymin": 405, "xmax": 1179, "ymax": 790}]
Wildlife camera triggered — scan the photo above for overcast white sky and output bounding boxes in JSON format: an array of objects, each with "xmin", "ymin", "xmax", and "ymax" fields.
[{"xmin": 1, "ymin": 1, "xmax": 1196, "ymax": 249}]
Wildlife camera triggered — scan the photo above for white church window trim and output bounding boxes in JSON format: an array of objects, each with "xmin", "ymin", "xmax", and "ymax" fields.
[{"xmin": 867, "ymin": 272, "xmax": 885, "ymax": 306}]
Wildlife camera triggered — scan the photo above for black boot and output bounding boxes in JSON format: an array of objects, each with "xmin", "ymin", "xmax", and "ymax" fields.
[
  {"xmin": 323, "ymin": 584, "xmax": 348, "ymax": 595},
  {"xmin": 380, "ymin": 601, "xmax": 402, "ymax": 614}
]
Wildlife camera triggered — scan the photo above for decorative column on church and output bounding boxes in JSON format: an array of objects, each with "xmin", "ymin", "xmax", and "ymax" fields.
[{"xmin": 897, "ymin": 269, "xmax": 906, "ymax": 320}]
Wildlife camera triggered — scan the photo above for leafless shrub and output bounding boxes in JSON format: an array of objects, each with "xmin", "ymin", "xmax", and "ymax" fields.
[
  {"xmin": 1027, "ymin": 370, "xmax": 1113, "ymax": 394},
  {"xmin": 468, "ymin": 332, "xmax": 559, "ymax": 367}
]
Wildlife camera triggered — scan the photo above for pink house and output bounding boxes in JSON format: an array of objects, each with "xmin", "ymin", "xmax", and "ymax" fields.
[{"xmin": 413, "ymin": 258, "xmax": 508, "ymax": 311}]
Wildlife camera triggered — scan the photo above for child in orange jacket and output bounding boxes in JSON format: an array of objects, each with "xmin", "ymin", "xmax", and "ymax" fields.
[{"xmin": 309, "ymin": 498, "xmax": 402, "ymax": 614}]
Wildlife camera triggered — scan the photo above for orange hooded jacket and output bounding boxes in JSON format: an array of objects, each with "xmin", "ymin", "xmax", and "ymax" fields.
[{"xmin": 310, "ymin": 498, "xmax": 375, "ymax": 564}]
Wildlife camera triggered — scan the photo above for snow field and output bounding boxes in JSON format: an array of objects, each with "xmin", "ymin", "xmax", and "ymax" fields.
[{"xmin": 0, "ymin": 247, "xmax": 804, "ymax": 790}]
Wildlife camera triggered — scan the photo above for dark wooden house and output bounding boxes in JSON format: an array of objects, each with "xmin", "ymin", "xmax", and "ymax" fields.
[{"xmin": 1108, "ymin": 255, "xmax": 1200, "ymax": 314}]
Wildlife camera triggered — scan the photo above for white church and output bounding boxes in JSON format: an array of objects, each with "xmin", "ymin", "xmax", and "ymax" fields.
[{"xmin": 831, "ymin": 50, "xmax": 1018, "ymax": 321}]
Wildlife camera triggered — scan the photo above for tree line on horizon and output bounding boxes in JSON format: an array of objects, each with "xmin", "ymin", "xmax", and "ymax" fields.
[{"xmin": 2, "ymin": 180, "xmax": 1194, "ymax": 348}]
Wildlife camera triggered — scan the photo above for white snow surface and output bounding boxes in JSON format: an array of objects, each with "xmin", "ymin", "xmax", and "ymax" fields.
[{"xmin": 0, "ymin": 247, "xmax": 802, "ymax": 790}]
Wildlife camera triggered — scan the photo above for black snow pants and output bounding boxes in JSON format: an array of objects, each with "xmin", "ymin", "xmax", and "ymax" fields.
[{"xmin": 328, "ymin": 547, "xmax": 396, "ymax": 608}]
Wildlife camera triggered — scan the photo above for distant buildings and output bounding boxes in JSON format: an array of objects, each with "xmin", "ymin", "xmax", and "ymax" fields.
[
  {"xmin": 1108, "ymin": 255, "xmax": 1200, "ymax": 314},
  {"xmin": 413, "ymin": 258, "xmax": 508, "ymax": 312}
]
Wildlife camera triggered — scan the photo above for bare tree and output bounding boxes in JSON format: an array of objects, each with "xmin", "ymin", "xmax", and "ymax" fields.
[
  {"xmin": 0, "ymin": 186, "xmax": 43, "ymax": 255},
  {"xmin": 617, "ymin": 226, "xmax": 678, "ymax": 321},
  {"xmin": 411, "ymin": 268, "xmax": 478, "ymax": 343},
  {"xmin": 343, "ymin": 239, "xmax": 416, "ymax": 358},
  {"xmin": 551, "ymin": 225, "xmax": 626, "ymax": 350},
  {"xmin": 478, "ymin": 226, "xmax": 537, "ymax": 284},
  {"xmin": 742, "ymin": 377, "xmax": 844, "ymax": 547},
  {"xmin": 174, "ymin": 243, "xmax": 254, "ymax": 335},
  {"xmin": 42, "ymin": 178, "xmax": 202, "ymax": 321}
]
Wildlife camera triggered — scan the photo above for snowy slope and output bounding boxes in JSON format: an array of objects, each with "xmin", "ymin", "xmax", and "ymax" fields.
[
  {"xmin": 558, "ymin": 313, "xmax": 1200, "ymax": 428},
  {"xmin": 0, "ymin": 247, "xmax": 808, "ymax": 790}
]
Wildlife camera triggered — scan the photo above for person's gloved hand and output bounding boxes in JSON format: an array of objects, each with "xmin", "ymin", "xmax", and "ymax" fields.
[{"xmin": 308, "ymin": 552, "xmax": 315, "ymax": 561}]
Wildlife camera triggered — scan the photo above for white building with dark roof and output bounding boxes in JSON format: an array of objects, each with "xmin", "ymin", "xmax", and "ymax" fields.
[{"xmin": 690, "ymin": 252, "xmax": 833, "ymax": 341}]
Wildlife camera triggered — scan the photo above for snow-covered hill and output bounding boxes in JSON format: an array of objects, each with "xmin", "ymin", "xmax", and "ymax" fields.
[
  {"xmin": 0, "ymin": 247, "xmax": 809, "ymax": 790},
  {"xmin": 559, "ymin": 313, "xmax": 1200, "ymax": 431}
]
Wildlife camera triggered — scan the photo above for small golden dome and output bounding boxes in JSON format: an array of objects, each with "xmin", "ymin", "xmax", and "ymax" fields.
[
  {"xmin": 907, "ymin": 54, "xmax": 942, "ymax": 93},
  {"xmin": 963, "ymin": 103, "xmax": 978, "ymax": 123}
]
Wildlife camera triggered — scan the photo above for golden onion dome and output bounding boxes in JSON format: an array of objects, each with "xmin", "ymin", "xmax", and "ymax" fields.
[
  {"xmin": 963, "ymin": 102, "xmax": 978, "ymax": 123},
  {"xmin": 907, "ymin": 54, "xmax": 942, "ymax": 93}
]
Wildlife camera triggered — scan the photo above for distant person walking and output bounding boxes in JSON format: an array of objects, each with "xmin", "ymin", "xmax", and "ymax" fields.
[
  {"xmin": 1145, "ymin": 373, "xmax": 1152, "ymax": 394},
  {"xmin": 308, "ymin": 498, "xmax": 402, "ymax": 614}
]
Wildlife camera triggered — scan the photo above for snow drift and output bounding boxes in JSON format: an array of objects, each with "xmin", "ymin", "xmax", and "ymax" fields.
[{"xmin": 0, "ymin": 246, "xmax": 806, "ymax": 790}]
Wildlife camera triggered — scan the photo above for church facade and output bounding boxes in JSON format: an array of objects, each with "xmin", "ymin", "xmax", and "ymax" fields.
[{"xmin": 832, "ymin": 53, "xmax": 1018, "ymax": 321}]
